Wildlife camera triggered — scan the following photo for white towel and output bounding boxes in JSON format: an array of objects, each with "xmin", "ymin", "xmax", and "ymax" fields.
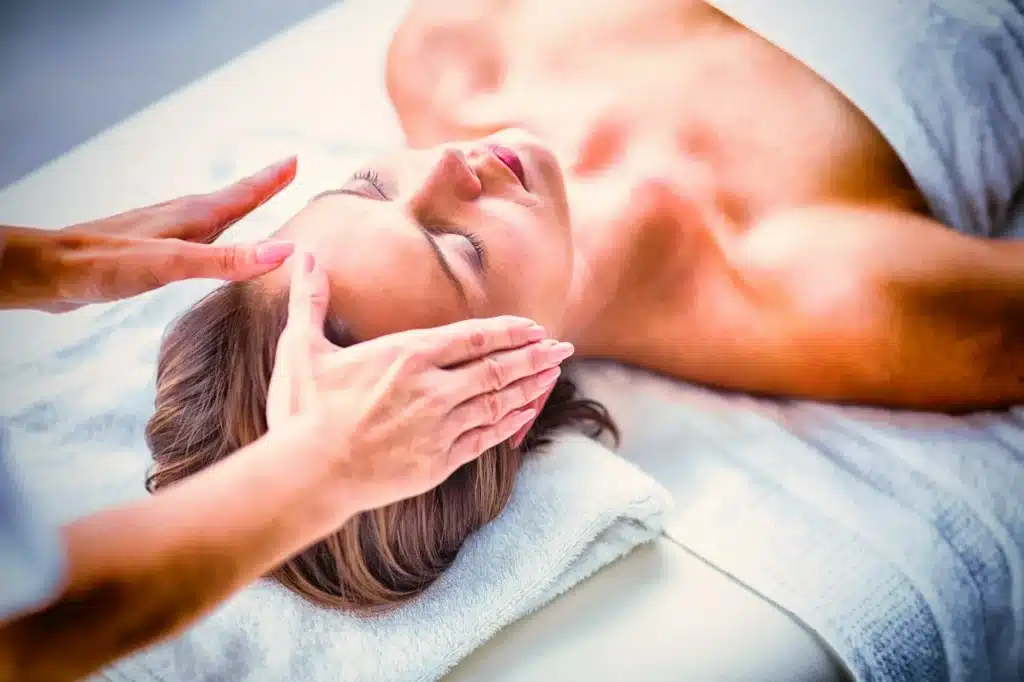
[{"xmin": 91, "ymin": 431, "xmax": 668, "ymax": 682}]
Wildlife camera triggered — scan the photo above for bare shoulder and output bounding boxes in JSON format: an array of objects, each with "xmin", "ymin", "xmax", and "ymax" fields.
[{"xmin": 600, "ymin": 201, "xmax": 1024, "ymax": 402}]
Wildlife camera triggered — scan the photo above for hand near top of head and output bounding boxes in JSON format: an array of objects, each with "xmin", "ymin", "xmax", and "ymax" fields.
[
  {"xmin": 0, "ymin": 157, "xmax": 298, "ymax": 312},
  {"xmin": 267, "ymin": 252, "xmax": 574, "ymax": 516}
]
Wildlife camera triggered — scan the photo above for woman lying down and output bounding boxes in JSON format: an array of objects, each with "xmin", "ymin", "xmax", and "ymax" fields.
[{"xmin": 146, "ymin": 0, "xmax": 1024, "ymax": 611}]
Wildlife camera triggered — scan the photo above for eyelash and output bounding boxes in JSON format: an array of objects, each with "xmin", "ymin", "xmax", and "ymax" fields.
[
  {"xmin": 434, "ymin": 226, "xmax": 488, "ymax": 268},
  {"xmin": 354, "ymin": 168, "xmax": 487, "ymax": 267},
  {"xmin": 353, "ymin": 169, "xmax": 390, "ymax": 198},
  {"xmin": 456, "ymin": 228, "xmax": 488, "ymax": 267}
]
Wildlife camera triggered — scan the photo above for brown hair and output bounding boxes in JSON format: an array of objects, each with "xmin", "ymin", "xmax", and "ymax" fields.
[{"xmin": 145, "ymin": 281, "xmax": 616, "ymax": 612}]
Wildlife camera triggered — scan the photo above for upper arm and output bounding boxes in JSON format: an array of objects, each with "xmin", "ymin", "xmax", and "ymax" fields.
[{"xmin": 633, "ymin": 205, "xmax": 1024, "ymax": 409}]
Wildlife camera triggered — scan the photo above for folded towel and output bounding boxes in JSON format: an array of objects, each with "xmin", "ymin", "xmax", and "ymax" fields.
[{"xmin": 90, "ymin": 431, "xmax": 668, "ymax": 682}]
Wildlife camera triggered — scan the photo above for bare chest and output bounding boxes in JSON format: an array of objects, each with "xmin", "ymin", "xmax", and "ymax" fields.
[{"xmin": 389, "ymin": 0, "xmax": 926, "ymax": 224}]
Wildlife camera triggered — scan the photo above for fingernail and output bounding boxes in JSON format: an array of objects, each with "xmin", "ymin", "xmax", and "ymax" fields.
[
  {"xmin": 246, "ymin": 156, "xmax": 298, "ymax": 187},
  {"xmin": 514, "ymin": 408, "xmax": 537, "ymax": 422},
  {"xmin": 255, "ymin": 241, "xmax": 295, "ymax": 264},
  {"xmin": 538, "ymin": 366, "xmax": 561, "ymax": 384},
  {"xmin": 549, "ymin": 341, "xmax": 574, "ymax": 359},
  {"xmin": 525, "ymin": 323, "xmax": 547, "ymax": 341},
  {"xmin": 264, "ymin": 155, "xmax": 298, "ymax": 176}
]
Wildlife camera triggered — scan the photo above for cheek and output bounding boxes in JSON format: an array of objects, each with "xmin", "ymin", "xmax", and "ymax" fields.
[{"xmin": 485, "ymin": 214, "xmax": 572, "ymax": 317}]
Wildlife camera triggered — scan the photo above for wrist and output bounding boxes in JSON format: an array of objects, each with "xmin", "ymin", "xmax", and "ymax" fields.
[
  {"xmin": 0, "ymin": 227, "xmax": 67, "ymax": 311},
  {"xmin": 239, "ymin": 425, "xmax": 361, "ymax": 548}
]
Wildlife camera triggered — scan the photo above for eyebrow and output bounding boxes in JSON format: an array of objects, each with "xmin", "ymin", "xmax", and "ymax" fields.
[{"xmin": 311, "ymin": 188, "xmax": 469, "ymax": 309}]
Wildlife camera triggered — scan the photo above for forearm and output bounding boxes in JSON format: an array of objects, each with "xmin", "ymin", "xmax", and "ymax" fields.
[
  {"xmin": 0, "ymin": 227, "xmax": 64, "ymax": 310},
  {"xmin": 0, "ymin": 428, "xmax": 354, "ymax": 682}
]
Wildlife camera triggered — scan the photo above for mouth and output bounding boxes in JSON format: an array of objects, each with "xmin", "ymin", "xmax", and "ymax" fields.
[{"xmin": 489, "ymin": 145, "xmax": 528, "ymax": 189}]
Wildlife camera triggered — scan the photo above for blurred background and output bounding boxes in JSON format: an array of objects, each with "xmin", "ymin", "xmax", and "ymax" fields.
[{"xmin": 0, "ymin": 0, "xmax": 340, "ymax": 191}]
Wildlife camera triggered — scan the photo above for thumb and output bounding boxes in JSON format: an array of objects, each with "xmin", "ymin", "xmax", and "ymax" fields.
[
  {"xmin": 286, "ymin": 251, "xmax": 331, "ymax": 340},
  {"xmin": 268, "ymin": 252, "xmax": 330, "ymax": 422}
]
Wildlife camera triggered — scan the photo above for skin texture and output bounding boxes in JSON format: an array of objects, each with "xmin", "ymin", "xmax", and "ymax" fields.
[
  {"xmin": 0, "ymin": 157, "xmax": 299, "ymax": 311},
  {"xmin": 251, "ymin": 0, "xmax": 1022, "ymax": 410}
]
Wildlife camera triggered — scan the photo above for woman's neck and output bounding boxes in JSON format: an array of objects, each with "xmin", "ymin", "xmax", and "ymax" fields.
[
  {"xmin": 553, "ymin": 156, "xmax": 743, "ymax": 357},
  {"xmin": 554, "ymin": 172, "xmax": 656, "ymax": 354}
]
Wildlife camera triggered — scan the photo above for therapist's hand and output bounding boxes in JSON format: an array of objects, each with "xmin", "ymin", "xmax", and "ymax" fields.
[
  {"xmin": 267, "ymin": 252, "xmax": 573, "ymax": 516},
  {"xmin": 0, "ymin": 157, "xmax": 298, "ymax": 312}
]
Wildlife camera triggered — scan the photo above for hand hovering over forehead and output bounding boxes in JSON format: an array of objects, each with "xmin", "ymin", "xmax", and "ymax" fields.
[{"xmin": 0, "ymin": 157, "xmax": 299, "ymax": 312}]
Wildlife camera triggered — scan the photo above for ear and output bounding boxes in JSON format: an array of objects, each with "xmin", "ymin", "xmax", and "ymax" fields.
[{"xmin": 510, "ymin": 382, "xmax": 558, "ymax": 448}]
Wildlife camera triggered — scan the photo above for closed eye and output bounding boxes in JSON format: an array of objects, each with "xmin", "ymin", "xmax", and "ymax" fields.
[
  {"xmin": 427, "ymin": 224, "xmax": 487, "ymax": 270},
  {"xmin": 351, "ymin": 169, "xmax": 391, "ymax": 200},
  {"xmin": 311, "ymin": 167, "xmax": 392, "ymax": 202},
  {"xmin": 417, "ymin": 227, "xmax": 471, "ymax": 311}
]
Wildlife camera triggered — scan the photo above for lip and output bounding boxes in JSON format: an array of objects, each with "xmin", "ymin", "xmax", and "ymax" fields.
[{"xmin": 489, "ymin": 145, "xmax": 527, "ymax": 189}]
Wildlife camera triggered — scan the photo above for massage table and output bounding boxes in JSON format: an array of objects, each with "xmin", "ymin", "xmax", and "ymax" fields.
[{"xmin": 0, "ymin": 1, "xmax": 882, "ymax": 679}]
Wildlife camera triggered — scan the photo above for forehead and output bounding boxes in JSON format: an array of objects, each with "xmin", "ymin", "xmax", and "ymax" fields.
[{"xmin": 262, "ymin": 195, "xmax": 467, "ymax": 339}]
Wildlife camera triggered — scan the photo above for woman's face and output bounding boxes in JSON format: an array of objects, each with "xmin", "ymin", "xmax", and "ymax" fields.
[{"xmin": 268, "ymin": 129, "xmax": 574, "ymax": 339}]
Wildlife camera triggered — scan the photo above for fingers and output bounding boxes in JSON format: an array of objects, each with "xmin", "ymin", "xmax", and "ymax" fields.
[
  {"xmin": 447, "ymin": 408, "xmax": 538, "ymax": 470},
  {"xmin": 141, "ymin": 238, "xmax": 296, "ymax": 284},
  {"xmin": 443, "ymin": 337, "xmax": 574, "ymax": 406},
  {"xmin": 445, "ymin": 365, "xmax": 561, "ymax": 436},
  {"xmin": 411, "ymin": 315, "xmax": 550, "ymax": 368},
  {"xmin": 178, "ymin": 156, "xmax": 299, "ymax": 243},
  {"xmin": 69, "ymin": 157, "xmax": 298, "ymax": 240},
  {"xmin": 270, "ymin": 253, "xmax": 331, "ymax": 412},
  {"xmin": 285, "ymin": 252, "xmax": 330, "ymax": 339}
]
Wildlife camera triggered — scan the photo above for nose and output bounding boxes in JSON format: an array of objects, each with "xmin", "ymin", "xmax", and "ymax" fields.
[{"xmin": 407, "ymin": 147, "xmax": 482, "ymax": 219}]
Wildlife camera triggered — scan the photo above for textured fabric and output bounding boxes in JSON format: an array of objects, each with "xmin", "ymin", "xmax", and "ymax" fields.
[
  {"xmin": 709, "ymin": 0, "xmax": 1024, "ymax": 239},
  {"xmin": 576, "ymin": 362, "xmax": 1024, "ymax": 682},
  {"xmin": 96, "ymin": 430, "xmax": 669, "ymax": 682},
  {"xmin": 0, "ymin": 420, "xmax": 66, "ymax": 621}
]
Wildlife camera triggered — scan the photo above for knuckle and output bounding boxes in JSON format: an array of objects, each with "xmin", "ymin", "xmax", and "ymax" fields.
[
  {"xmin": 483, "ymin": 391, "xmax": 502, "ymax": 424},
  {"xmin": 218, "ymin": 246, "xmax": 243, "ymax": 273},
  {"xmin": 483, "ymin": 356, "xmax": 505, "ymax": 391},
  {"xmin": 149, "ymin": 246, "xmax": 189, "ymax": 285},
  {"xmin": 468, "ymin": 329, "xmax": 487, "ymax": 351},
  {"xmin": 507, "ymin": 382, "xmax": 529, "ymax": 410},
  {"xmin": 527, "ymin": 343, "xmax": 548, "ymax": 371}
]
